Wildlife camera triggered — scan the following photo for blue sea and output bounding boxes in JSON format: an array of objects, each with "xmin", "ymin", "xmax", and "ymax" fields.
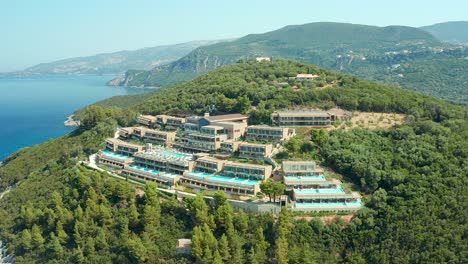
[{"xmin": 0, "ymin": 75, "xmax": 151, "ymax": 161}]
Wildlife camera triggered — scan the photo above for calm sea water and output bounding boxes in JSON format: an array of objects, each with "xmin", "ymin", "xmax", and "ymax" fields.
[{"xmin": 0, "ymin": 75, "xmax": 150, "ymax": 160}]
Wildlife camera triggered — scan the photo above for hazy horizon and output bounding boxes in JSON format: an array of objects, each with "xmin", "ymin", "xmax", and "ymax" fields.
[{"xmin": 1, "ymin": 0, "xmax": 467, "ymax": 72}]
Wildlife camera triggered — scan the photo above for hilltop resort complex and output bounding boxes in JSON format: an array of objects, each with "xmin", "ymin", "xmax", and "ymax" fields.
[{"xmin": 91, "ymin": 105, "xmax": 364, "ymax": 213}]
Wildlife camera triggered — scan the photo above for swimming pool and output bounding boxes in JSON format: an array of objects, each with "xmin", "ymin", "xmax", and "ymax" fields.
[
  {"xmin": 189, "ymin": 171, "xmax": 213, "ymax": 178},
  {"xmin": 102, "ymin": 150, "xmax": 132, "ymax": 160},
  {"xmin": 209, "ymin": 175, "xmax": 260, "ymax": 186},
  {"xmin": 294, "ymin": 187, "xmax": 345, "ymax": 194},
  {"xmin": 284, "ymin": 176, "xmax": 326, "ymax": 181},
  {"xmin": 129, "ymin": 165, "xmax": 160, "ymax": 175},
  {"xmin": 295, "ymin": 201, "xmax": 363, "ymax": 208},
  {"xmin": 160, "ymin": 150, "xmax": 191, "ymax": 159}
]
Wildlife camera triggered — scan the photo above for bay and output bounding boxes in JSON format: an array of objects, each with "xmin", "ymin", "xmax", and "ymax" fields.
[{"xmin": 0, "ymin": 75, "xmax": 150, "ymax": 160}]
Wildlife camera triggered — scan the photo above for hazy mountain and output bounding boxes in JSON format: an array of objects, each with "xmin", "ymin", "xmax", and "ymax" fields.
[
  {"xmin": 421, "ymin": 21, "xmax": 468, "ymax": 43},
  {"xmin": 6, "ymin": 40, "xmax": 225, "ymax": 76},
  {"xmin": 115, "ymin": 22, "xmax": 468, "ymax": 104}
]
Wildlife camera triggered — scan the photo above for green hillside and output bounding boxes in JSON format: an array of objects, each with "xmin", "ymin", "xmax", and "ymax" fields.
[
  {"xmin": 421, "ymin": 21, "xmax": 468, "ymax": 43},
  {"xmin": 118, "ymin": 22, "xmax": 468, "ymax": 104},
  {"xmin": 1, "ymin": 60, "xmax": 466, "ymax": 263}
]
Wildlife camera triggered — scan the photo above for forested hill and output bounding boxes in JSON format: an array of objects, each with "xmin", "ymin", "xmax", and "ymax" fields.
[
  {"xmin": 115, "ymin": 22, "xmax": 468, "ymax": 105},
  {"xmin": 129, "ymin": 59, "xmax": 463, "ymax": 122},
  {"xmin": 0, "ymin": 60, "xmax": 466, "ymax": 263},
  {"xmin": 421, "ymin": 21, "xmax": 468, "ymax": 43}
]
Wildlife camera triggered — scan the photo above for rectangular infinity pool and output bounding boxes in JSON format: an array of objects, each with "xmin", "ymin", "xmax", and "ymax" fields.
[
  {"xmin": 284, "ymin": 176, "xmax": 326, "ymax": 181},
  {"xmin": 295, "ymin": 202, "xmax": 363, "ymax": 208},
  {"xmin": 209, "ymin": 175, "xmax": 260, "ymax": 186},
  {"xmin": 189, "ymin": 171, "xmax": 213, "ymax": 178},
  {"xmin": 160, "ymin": 150, "xmax": 191, "ymax": 159},
  {"xmin": 294, "ymin": 187, "xmax": 345, "ymax": 194},
  {"xmin": 102, "ymin": 150, "xmax": 132, "ymax": 160},
  {"xmin": 129, "ymin": 165, "xmax": 160, "ymax": 175}
]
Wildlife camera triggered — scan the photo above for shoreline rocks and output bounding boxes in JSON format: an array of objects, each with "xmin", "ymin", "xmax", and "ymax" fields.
[{"xmin": 64, "ymin": 115, "xmax": 80, "ymax": 127}]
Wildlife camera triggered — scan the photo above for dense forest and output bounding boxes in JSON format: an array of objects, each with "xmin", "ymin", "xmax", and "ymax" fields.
[{"xmin": 1, "ymin": 59, "xmax": 466, "ymax": 263}]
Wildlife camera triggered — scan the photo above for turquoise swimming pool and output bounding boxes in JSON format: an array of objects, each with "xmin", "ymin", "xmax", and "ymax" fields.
[
  {"xmin": 189, "ymin": 171, "xmax": 213, "ymax": 178},
  {"xmin": 160, "ymin": 150, "xmax": 191, "ymax": 159},
  {"xmin": 102, "ymin": 150, "xmax": 131, "ymax": 160},
  {"xmin": 129, "ymin": 165, "xmax": 160, "ymax": 175},
  {"xmin": 284, "ymin": 176, "xmax": 326, "ymax": 181},
  {"xmin": 295, "ymin": 201, "xmax": 363, "ymax": 208},
  {"xmin": 209, "ymin": 175, "xmax": 260, "ymax": 186},
  {"xmin": 294, "ymin": 187, "xmax": 345, "ymax": 194}
]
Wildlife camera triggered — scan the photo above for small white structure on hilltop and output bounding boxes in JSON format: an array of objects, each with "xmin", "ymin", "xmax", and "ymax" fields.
[
  {"xmin": 256, "ymin": 57, "xmax": 271, "ymax": 62},
  {"xmin": 290, "ymin": 74, "xmax": 320, "ymax": 81}
]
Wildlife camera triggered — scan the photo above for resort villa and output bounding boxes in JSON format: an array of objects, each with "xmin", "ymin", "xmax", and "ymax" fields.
[
  {"xmin": 105, "ymin": 138, "xmax": 143, "ymax": 156},
  {"xmin": 121, "ymin": 146, "xmax": 194, "ymax": 187},
  {"xmin": 246, "ymin": 125, "xmax": 293, "ymax": 142},
  {"xmin": 97, "ymin": 150, "xmax": 135, "ymax": 169},
  {"xmin": 220, "ymin": 140, "xmax": 241, "ymax": 153},
  {"xmin": 137, "ymin": 115, "xmax": 158, "ymax": 127},
  {"xmin": 281, "ymin": 160, "xmax": 362, "ymax": 211},
  {"xmin": 238, "ymin": 142, "xmax": 273, "ymax": 159},
  {"xmin": 180, "ymin": 158, "xmax": 272, "ymax": 196},
  {"xmin": 271, "ymin": 108, "xmax": 350, "ymax": 127},
  {"xmin": 181, "ymin": 125, "xmax": 228, "ymax": 152}
]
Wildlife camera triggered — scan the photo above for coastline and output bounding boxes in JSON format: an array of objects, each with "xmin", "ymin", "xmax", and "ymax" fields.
[
  {"xmin": 64, "ymin": 114, "xmax": 80, "ymax": 127},
  {"xmin": 0, "ymin": 186, "xmax": 14, "ymax": 264}
]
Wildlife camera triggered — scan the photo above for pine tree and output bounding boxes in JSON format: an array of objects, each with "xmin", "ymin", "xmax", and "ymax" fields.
[
  {"xmin": 84, "ymin": 236, "xmax": 95, "ymax": 256},
  {"xmin": 218, "ymin": 234, "xmax": 231, "ymax": 262},
  {"xmin": 46, "ymin": 233, "xmax": 64, "ymax": 259},
  {"xmin": 253, "ymin": 227, "xmax": 269, "ymax": 264},
  {"xmin": 202, "ymin": 223, "xmax": 218, "ymax": 254},
  {"xmin": 18, "ymin": 229, "xmax": 32, "ymax": 254},
  {"xmin": 213, "ymin": 250, "xmax": 224, "ymax": 264},
  {"xmin": 74, "ymin": 221, "xmax": 84, "ymax": 247},
  {"xmin": 31, "ymin": 224, "xmax": 45, "ymax": 250},
  {"xmin": 95, "ymin": 228, "xmax": 108, "ymax": 250},
  {"xmin": 216, "ymin": 203, "xmax": 234, "ymax": 232},
  {"xmin": 128, "ymin": 203, "xmax": 140, "ymax": 230},
  {"xmin": 56, "ymin": 221, "xmax": 69, "ymax": 245},
  {"xmin": 275, "ymin": 207, "xmax": 291, "ymax": 264},
  {"xmin": 203, "ymin": 245, "xmax": 214, "ymax": 263},
  {"xmin": 234, "ymin": 209, "xmax": 248, "ymax": 234},
  {"xmin": 144, "ymin": 182, "xmax": 159, "ymax": 206},
  {"xmin": 247, "ymin": 247, "xmax": 259, "ymax": 264},
  {"xmin": 20, "ymin": 205, "xmax": 35, "ymax": 229},
  {"xmin": 190, "ymin": 193, "xmax": 212, "ymax": 228},
  {"xmin": 191, "ymin": 226, "xmax": 204, "ymax": 261},
  {"xmin": 228, "ymin": 229, "xmax": 244, "ymax": 264},
  {"xmin": 275, "ymin": 237, "xmax": 289, "ymax": 264},
  {"xmin": 74, "ymin": 205, "xmax": 84, "ymax": 221},
  {"xmin": 72, "ymin": 246, "xmax": 85, "ymax": 264},
  {"xmin": 143, "ymin": 204, "xmax": 161, "ymax": 231}
]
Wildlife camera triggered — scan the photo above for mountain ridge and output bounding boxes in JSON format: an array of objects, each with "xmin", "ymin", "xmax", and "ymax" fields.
[
  {"xmin": 3, "ymin": 40, "xmax": 226, "ymax": 76},
  {"xmin": 112, "ymin": 22, "xmax": 468, "ymax": 104},
  {"xmin": 420, "ymin": 21, "xmax": 468, "ymax": 43}
]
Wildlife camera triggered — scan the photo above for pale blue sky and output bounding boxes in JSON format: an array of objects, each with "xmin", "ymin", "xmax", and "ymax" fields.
[{"xmin": 1, "ymin": 0, "xmax": 467, "ymax": 71}]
